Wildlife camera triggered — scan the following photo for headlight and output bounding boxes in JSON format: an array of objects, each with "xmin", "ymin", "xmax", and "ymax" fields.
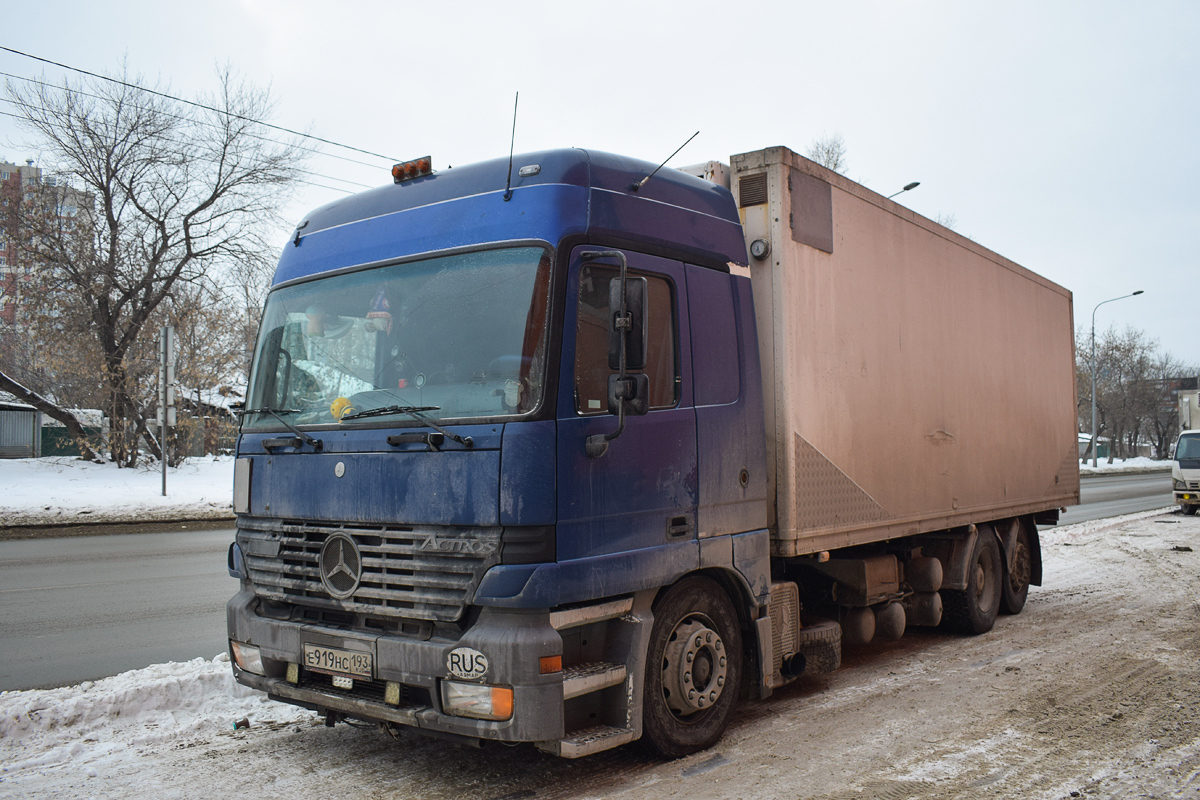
[
  {"xmin": 441, "ymin": 681, "xmax": 513, "ymax": 721},
  {"xmin": 1175, "ymin": 478, "xmax": 1186, "ymax": 490},
  {"xmin": 230, "ymin": 641, "xmax": 265, "ymax": 675}
]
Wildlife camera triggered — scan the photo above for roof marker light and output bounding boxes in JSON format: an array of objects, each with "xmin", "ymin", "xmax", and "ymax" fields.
[{"xmin": 392, "ymin": 156, "xmax": 433, "ymax": 184}]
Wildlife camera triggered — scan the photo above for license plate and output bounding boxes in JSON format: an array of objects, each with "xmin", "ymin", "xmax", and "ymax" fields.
[{"xmin": 303, "ymin": 644, "xmax": 372, "ymax": 678}]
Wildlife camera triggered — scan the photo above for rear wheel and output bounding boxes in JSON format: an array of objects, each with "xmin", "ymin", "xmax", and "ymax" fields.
[
  {"xmin": 642, "ymin": 577, "xmax": 742, "ymax": 759},
  {"xmin": 1000, "ymin": 523, "xmax": 1032, "ymax": 615},
  {"xmin": 942, "ymin": 532, "xmax": 1002, "ymax": 634}
]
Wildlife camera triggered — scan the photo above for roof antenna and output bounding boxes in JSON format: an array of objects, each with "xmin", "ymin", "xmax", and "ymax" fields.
[
  {"xmin": 503, "ymin": 91, "xmax": 519, "ymax": 201},
  {"xmin": 631, "ymin": 130, "xmax": 699, "ymax": 192}
]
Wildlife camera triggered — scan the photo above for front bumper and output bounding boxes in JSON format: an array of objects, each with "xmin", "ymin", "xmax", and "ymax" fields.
[
  {"xmin": 1176, "ymin": 491, "xmax": 1199, "ymax": 507},
  {"xmin": 227, "ymin": 587, "xmax": 565, "ymax": 743}
]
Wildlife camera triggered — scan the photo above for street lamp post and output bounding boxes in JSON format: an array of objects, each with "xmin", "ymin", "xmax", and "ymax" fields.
[
  {"xmin": 887, "ymin": 181, "xmax": 920, "ymax": 200},
  {"xmin": 1090, "ymin": 290, "xmax": 1144, "ymax": 467}
]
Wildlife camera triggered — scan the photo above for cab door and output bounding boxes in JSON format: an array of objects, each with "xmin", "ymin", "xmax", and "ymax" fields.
[{"xmin": 555, "ymin": 247, "xmax": 697, "ymax": 562}]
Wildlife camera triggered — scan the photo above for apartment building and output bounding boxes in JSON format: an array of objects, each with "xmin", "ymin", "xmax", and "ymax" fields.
[{"xmin": 0, "ymin": 158, "xmax": 90, "ymax": 326}]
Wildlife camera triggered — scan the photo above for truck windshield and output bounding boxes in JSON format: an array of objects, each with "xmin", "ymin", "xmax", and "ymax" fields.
[
  {"xmin": 244, "ymin": 246, "xmax": 552, "ymax": 429},
  {"xmin": 1177, "ymin": 434, "xmax": 1200, "ymax": 460}
]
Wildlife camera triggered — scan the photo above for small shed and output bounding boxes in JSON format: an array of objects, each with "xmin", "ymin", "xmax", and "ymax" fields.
[
  {"xmin": 40, "ymin": 408, "xmax": 105, "ymax": 457},
  {"xmin": 0, "ymin": 398, "xmax": 42, "ymax": 458}
]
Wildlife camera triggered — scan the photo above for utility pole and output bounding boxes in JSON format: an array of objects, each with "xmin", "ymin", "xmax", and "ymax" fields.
[{"xmin": 157, "ymin": 325, "xmax": 177, "ymax": 496}]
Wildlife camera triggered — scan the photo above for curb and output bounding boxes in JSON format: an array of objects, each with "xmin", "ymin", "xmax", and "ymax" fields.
[
  {"xmin": 2, "ymin": 512, "xmax": 236, "ymax": 530},
  {"xmin": 0, "ymin": 517, "xmax": 236, "ymax": 540}
]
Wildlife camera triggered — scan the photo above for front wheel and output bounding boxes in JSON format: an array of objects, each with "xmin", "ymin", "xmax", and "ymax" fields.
[
  {"xmin": 942, "ymin": 531, "xmax": 1002, "ymax": 635},
  {"xmin": 642, "ymin": 577, "xmax": 743, "ymax": 759},
  {"xmin": 1184, "ymin": 505, "xmax": 1199, "ymax": 516}
]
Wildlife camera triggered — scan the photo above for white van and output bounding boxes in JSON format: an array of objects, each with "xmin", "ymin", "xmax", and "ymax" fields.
[{"xmin": 1172, "ymin": 430, "xmax": 1200, "ymax": 515}]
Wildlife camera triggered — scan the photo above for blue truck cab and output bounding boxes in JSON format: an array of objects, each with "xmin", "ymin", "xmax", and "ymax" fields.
[{"xmin": 227, "ymin": 149, "xmax": 777, "ymax": 757}]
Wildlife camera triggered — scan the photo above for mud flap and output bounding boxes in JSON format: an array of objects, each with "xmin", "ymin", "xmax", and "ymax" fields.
[{"xmin": 754, "ymin": 614, "xmax": 775, "ymax": 697}]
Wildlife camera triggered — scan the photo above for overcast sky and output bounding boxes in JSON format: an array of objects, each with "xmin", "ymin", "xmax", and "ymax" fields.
[{"xmin": 2, "ymin": 1, "xmax": 1197, "ymax": 365}]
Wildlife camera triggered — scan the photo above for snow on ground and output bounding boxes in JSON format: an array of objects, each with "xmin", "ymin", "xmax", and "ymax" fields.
[
  {"xmin": 1078, "ymin": 455, "xmax": 1172, "ymax": 475},
  {"xmin": 0, "ymin": 456, "xmax": 234, "ymax": 526},
  {"xmin": 0, "ymin": 653, "xmax": 310, "ymax": 789},
  {"xmin": 0, "ymin": 508, "xmax": 1188, "ymax": 800}
]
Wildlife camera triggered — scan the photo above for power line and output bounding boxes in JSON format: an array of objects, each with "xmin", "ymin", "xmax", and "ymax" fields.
[
  {"xmin": 0, "ymin": 105, "xmax": 375, "ymax": 192},
  {"xmin": 0, "ymin": 70, "xmax": 386, "ymax": 171},
  {"xmin": 0, "ymin": 44, "xmax": 401, "ymax": 163},
  {"xmin": 296, "ymin": 179, "xmax": 355, "ymax": 195}
]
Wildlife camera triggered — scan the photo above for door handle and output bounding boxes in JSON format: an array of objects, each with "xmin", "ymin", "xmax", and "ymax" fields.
[{"xmin": 667, "ymin": 515, "xmax": 692, "ymax": 538}]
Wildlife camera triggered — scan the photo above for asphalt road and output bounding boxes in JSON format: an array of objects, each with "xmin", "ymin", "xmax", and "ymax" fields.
[
  {"xmin": 0, "ymin": 471, "xmax": 1177, "ymax": 692},
  {"xmin": 1059, "ymin": 470, "xmax": 1174, "ymax": 524},
  {"xmin": 0, "ymin": 527, "xmax": 235, "ymax": 691}
]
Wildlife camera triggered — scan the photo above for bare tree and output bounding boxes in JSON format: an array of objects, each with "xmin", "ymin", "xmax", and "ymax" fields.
[
  {"xmin": 157, "ymin": 278, "xmax": 248, "ymax": 463},
  {"xmin": 806, "ymin": 133, "xmax": 848, "ymax": 173},
  {"xmin": 0, "ymin": 171, "xmax": 107, "ymax": 459},
  {"xmin": 935, "ymin": 212, "xmax": 958, "ymax": 230},
  {"xmin": 1075, "ymin": 325, "xmax": 1190, "ymax": 462},
  {"xmin": 1, "ymin": 65, "xmax": 304, "ymax": 466},
  {"xmin": 1147, "ymin": 354, "xmax": 1197, "ymax": 458}
]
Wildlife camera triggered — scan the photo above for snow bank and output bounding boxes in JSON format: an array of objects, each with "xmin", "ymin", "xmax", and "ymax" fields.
[
  {"xmin": 1078, "ymin": 456, "xmax": 1172, "ymax": 475},
  {"xmin": 0, "ymin": 653, "xmax": 309, "ymax": 781},
  {"xmin": 0, "ymin": 456, "xmax": 235, "ymax": 526}
]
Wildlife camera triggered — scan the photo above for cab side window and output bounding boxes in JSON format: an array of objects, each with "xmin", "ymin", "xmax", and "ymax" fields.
[{"xmin": 575, "ymin": 265, "xmax": 678, "ymax": 414}]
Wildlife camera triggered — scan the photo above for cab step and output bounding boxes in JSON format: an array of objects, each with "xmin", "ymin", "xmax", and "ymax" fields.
[
  {"xmin": 554, "ymin": 725, "xmax": 636, "ymax": 758},
  {"xmin": 549, "ymin": 597, "xmax": 634, "ymax": 630},
  {"xmin": 562, "ymin": 662, "xmax": 627, "ymax": 700}
]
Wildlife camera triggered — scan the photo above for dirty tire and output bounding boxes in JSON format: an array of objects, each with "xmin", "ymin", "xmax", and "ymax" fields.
[
  {"xmin": 1001, "ymin": 523, "xmax": 1032, "ymax": 615},
  {"xmin": 796, "ymin": 618, "xmax": 841, "ymax": 675},
  {"xmin": 1184, "ymin": 505, "xmax": 1198, "ymax": 516},
  {"xmin": 942, "ymin": 531, "xmax": 1002, "ymax": 635},
  {"xmin": 642, "ymin": 576, "xmax": 742, "ymax": 759}
]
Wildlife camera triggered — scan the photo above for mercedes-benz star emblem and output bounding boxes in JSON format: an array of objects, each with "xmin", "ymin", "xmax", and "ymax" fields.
[{"xmin": 319, "ymin": 533, "xmax": 362, "ymax": 599}]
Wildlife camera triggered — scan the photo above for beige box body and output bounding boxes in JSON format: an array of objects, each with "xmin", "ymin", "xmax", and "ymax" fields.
[{"xmin": 729, "ymin": 147, "xmax": 1079, "ymax": 557}]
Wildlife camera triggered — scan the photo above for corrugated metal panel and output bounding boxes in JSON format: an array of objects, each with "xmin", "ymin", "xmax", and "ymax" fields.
[{"xmin": 0, "ymin": 407, "xmax": 39, "ymax": 458}]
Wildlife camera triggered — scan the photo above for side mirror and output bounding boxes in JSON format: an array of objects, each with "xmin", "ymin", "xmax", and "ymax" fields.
[
  {"xmin": 607, "ymin": 373, "xmax": 649, "ymax": 416},
  {"xmin": 608, "ymin": 276, "xmax": 647, "ymax": 371}
]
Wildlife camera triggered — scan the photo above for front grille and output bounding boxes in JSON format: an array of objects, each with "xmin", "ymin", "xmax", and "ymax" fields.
[
  {"xmin": 298, "ymin": 670, "xmax": 431, "ymax": 707},
  {"xmin": 239, "ymin": 517, "xmax": 502, "ymax": 622}
]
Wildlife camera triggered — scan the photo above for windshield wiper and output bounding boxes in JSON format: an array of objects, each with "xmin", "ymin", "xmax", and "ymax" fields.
[
  {"xmin": 339, "ymin": 404, "xmax": 473, "ymax": 448},
  {"xmin": 239, "ymin": 407, "xmax": 324, "ymax": 451},
  {"xmin": 338, "ymin": 404, "xmax": 439, "ymax": 421}
]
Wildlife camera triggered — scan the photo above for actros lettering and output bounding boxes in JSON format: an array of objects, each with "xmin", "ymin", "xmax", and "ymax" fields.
[{"xmin": 420, "ymin": 537, "xmax": 498, "ymax": 555}]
